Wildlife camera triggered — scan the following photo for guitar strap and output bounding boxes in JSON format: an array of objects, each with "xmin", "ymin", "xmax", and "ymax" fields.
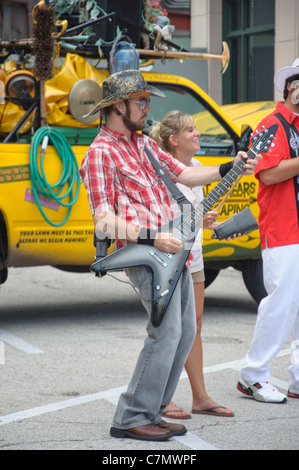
[
  {"xmin": 275, "ymin": 112, "xmax": 299, "ymax": 225},
  {"xmin": 144, "ymin": 147, "xmax": 194, "ymax": 211}
]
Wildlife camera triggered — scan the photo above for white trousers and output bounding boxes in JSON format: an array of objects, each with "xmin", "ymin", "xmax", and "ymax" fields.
[{"xmin": 241, "ymin": 244, "xmax": 299, "ymax": 393}]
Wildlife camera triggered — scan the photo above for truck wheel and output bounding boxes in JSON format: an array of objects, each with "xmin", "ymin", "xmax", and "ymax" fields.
[
  {"xmin": 0, "ymin": 267, "xmax": 8, "ymax": 285},
  {"xmin": 241, "ymin": 259, "xmax": 267, "ymax": 304},
  {"xmin": 204, "ymin": 268, "xmax": 220, "ymax": 288}
]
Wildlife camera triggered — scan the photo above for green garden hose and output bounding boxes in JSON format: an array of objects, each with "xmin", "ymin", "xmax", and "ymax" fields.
[{"xmin": 29, "ymin": 126, "xmax": 80, "ymax": 227}]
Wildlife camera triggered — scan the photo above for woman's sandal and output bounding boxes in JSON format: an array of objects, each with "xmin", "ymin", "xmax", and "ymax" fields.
[{"xmin": 192, "ymin": 405, "xmax": 234, "ymax": 417}]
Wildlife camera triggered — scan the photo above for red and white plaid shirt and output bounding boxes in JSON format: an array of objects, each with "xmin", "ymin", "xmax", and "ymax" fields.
[{"xmin": 79, "ymin": 125, "xmax": 186, "ymax": 249}]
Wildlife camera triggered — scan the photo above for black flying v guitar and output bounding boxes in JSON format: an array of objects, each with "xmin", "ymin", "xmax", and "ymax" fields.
[{"xmin": 91, "ymin": 124, "xmax": 278, "ymax": 327}]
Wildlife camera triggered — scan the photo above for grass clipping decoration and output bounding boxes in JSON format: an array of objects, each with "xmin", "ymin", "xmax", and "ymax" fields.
[{"xmin": 32, "ymin": 5, "xmax": 55, "ymax": 81}]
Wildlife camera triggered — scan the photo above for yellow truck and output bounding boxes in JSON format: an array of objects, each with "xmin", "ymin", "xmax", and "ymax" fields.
[{"xmin": 0, "ymin": 51, "xmax": 276, "ymax": 304}]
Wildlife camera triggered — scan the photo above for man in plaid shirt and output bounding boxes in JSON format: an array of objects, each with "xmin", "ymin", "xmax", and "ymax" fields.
[{"xmin": 80, "ymin": 70, "xmax": 260, "ymax": 442}]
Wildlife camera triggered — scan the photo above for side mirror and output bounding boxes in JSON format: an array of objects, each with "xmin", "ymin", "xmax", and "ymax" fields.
[{"xmin": 238, "ymin": 124, "xmax": 252, "ymax": 151}]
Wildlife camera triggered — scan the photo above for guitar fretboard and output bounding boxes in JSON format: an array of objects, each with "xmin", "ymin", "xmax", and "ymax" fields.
[
  {"xmin": 202, "ymin": 148, "xmax": 257, "ymax": 215},
  {"xmin": 178, "ymin": 147, "xmax": 257, "ymax": 238}
]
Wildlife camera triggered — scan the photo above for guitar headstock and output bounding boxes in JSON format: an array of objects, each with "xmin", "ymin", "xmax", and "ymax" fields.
[{"xmin": 250, "ymin": 123, "xmax": 278, "ymax": 155}]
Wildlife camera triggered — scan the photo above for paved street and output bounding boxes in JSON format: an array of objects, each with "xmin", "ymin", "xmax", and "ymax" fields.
[{"xmin": 0, "ymin": 265, "xmax": 298, "ymax": 452}]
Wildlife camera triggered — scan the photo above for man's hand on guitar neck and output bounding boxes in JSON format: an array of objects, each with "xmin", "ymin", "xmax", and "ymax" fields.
[{"xmin": 234, "ymin": 151, "xmax": 262, "ymax": 175}]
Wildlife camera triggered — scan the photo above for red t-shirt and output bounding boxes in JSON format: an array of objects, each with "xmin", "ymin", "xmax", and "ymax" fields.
[{"xmin": 254, "ymin": 101, "xmax": 299, "ymax": 249}]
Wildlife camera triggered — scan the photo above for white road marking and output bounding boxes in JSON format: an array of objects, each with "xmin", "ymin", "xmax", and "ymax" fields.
[
  {"xmin": 175, "ymin": 433, "xmax": 218, "ymax": 450},
  {"xmin": 0, "ymin": 349, "xmax": 291, "ymax": 450},
  {"xmin": 0, "ymin": 328, "xmax": 44, "ymax": 354},
  {"xmin": 0, "ymin": 386, "xmax": 127, "ymax": 426}
]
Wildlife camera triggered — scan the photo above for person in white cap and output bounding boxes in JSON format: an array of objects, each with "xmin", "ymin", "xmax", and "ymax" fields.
[
  {"xmin": 79, "ymin": 69, "xmax": 260, "ymax": 441},
  {"xmin": 237, "ymin": 59, "xmax": 299, "ymax": 403}
]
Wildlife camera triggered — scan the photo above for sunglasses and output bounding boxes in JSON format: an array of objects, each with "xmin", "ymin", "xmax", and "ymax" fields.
[{"xmin": 128, "ymin": 98, "xmax": 151, "ymax": 110}]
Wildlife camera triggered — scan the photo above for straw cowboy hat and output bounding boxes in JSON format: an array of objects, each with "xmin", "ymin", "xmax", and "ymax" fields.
[
  {"xmin": 84, "ymin": 69, "xmax": 166, "ymax": 117},
  {"xmin": 274, "ymin": 58, "xmax": 299, "ymax": 93}
]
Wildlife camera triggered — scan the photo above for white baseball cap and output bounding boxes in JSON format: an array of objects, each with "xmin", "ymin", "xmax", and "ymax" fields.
[{"xmin": 274, "ymin": 58, "xmax": 299, "ymax": 93}]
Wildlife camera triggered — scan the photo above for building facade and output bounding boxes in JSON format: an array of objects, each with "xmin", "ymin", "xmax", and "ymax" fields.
[
  {"xmin": 191, "ymin": 0, "xmax": 299, "ymax": 104},
  {"xmin": 1, "ymin": 0, "xmax": 299, "ymax": 104}
]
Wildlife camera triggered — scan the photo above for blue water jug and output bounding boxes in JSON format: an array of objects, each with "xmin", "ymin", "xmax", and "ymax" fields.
[{"xmin": 109, "ymin": 41, "xmax": 140, "ymax": 73}]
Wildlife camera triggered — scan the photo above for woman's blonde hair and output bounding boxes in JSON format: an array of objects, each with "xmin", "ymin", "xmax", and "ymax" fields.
[{"xmin": 149, "ymin": 110, "xmax": 193, "ymax": 154}]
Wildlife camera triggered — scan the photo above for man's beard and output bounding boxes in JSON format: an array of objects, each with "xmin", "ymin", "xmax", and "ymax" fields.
[{"xmin": 122, "ymin": 111, "xmax": 145, "ymax": 132}]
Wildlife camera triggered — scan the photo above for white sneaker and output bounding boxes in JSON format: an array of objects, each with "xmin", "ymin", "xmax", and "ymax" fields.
[{"xmin": 237, "ymin": 379, "xmax": 287, "ymax": 403}]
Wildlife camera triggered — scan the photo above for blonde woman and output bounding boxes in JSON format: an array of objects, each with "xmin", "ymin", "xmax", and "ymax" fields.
[{"xmin": 150, "ymin": 111, "xmax": 234, "ymax": 418}]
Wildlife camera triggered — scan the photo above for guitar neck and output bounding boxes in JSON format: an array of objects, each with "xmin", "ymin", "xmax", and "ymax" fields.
[
  {"xmin": 201, "ymin": 147, "xmax": 256, "ymax": 215},
  {"xmin": 178, "ymin": 150, "xmax": 256, "ymax": 237}
]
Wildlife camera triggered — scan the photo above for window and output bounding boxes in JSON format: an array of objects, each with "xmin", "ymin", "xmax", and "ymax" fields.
[
  {"xmin": 160, "ymin": 1, "xmax": 190, "ymax": 11},
  {"xmin": 148, "ymin": 83, "xmax": 236, "ymax": 156},
  {"xmin": 223, "ymin": 0, "xmax": 275, "ymax": 103}
]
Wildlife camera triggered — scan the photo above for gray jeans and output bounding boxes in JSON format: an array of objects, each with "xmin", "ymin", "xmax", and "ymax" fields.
[{"xmin": 112, "ymin": 266, "xmax": 196, "ymax": 429}]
